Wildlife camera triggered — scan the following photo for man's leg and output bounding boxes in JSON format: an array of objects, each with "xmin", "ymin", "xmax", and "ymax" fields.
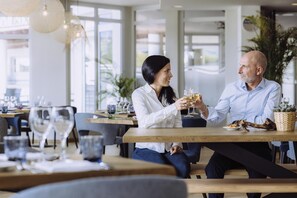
[{"xmin": 206, "ymin": 152, "xmax": 242, "ymax": 198}]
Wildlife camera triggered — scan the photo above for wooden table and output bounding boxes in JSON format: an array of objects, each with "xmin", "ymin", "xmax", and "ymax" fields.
[
  {"xmin": 123, "ymin": 127, "xmax": 297, "ymax": 198},
  {"xmin": 87, "ymin": 117, "xmax": 138, "ymax": 126},
  {"xmin": 94, "ymin": 110, "xmax": 135, "ymax": 119},
  {"xmin": 0, "ymin": 155, "xmax": 175, "ymax": 191},
  {"xmin": 0, "ymin": 112, "xmax": 23, "ymax": 118}
]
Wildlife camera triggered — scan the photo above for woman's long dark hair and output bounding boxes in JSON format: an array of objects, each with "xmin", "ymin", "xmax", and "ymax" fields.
[{"xmin": 142, "ymin": 55, "xmax": 176, "ymax": 104}]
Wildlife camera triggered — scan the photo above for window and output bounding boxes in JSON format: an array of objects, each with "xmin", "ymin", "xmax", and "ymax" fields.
[
  {"xmin": 134, "ymin": 9, "xmax": 166, "ymax": 84},
  {"xmin": 70, "ymin": 4, "xmax": 123, "ymax": 112},
  {"xmin": 183, "ymin": 11, "xmax": 225, "ymax": 107},
  {"xmin": 0, "ymin": 16, "xmax": 30, "ymax": 104}
]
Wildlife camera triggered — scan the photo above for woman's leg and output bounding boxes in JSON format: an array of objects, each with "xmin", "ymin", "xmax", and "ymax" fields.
[
  {"xmin": 165, "ymin": 152, "xmax": 190, "ymax": 178},
  {"xmin": 132, "ymin": 148, "xmax": 167, "ymax": 164}
]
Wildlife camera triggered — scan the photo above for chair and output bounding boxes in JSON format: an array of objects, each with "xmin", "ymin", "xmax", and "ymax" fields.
[
  {"xmin": 182, "ymin": 115, "xmax": 207, "ymax": 163},
  {"xmin": 11, "ymin": 175, "xmax": 187, "ymax": 198},
  {"xmin": 75, "ymin": 113, "xmax": 123, "ymax": 154},
  {"xmin": 0, "ymin": 117, "xmax": 8, "ymax": 153}
]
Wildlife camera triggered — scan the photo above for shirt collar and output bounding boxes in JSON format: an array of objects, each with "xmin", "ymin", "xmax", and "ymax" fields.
[
  {"xmin": 239, "ymin": 78, "xmax": 266, "ymax": 90},
  {"xmin": 144, "ymin": 83, "xmax": 154, "ymax": 93}
]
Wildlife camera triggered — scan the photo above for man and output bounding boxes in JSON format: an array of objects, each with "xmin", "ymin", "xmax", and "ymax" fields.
[{"xmin": 195, "ymin": 51, "xmax": 281, "ymax": 198}]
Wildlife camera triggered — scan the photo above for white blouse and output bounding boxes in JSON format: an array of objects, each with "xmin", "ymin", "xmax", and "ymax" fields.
[{"xmin": 131, "ymin": 83, "xmax": 182, "ymax": 153}]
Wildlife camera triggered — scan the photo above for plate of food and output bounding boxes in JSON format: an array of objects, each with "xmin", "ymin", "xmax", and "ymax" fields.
[{"xmin": 223, "ymin": 126, "xmax": 241, "ymax": 131}]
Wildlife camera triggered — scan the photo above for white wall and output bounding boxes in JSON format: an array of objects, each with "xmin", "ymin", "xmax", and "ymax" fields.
[{"xmin": 30, "ymin": 29, "xmax": 67, "ymax": 106}]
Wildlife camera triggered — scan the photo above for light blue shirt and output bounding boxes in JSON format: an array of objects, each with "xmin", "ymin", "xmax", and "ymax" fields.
[{"xmin": 206, "ymin": 78, "xmax": 281, "ymax": 125}]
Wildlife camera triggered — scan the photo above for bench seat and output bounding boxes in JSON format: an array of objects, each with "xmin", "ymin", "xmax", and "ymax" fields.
[
  {"xmin": 190, "ymin": 163, "xmax": 297, "ymax": 177},
  {"xmin": 185, "ymin": 178, "xmax": 297, "ymax": 193}
]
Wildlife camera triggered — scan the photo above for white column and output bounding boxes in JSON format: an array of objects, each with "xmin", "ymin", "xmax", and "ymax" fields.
[{"xmin": 164, "ymin": 10, "xmax": 183, "ymax": 97}]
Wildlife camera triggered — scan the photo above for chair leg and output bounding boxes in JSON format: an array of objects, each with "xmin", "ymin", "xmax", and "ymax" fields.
[
  {"xmin": 26, "ymin": 132, "xmax": 31, "ymax": 147},
  {"xmin": 54, "ymin": 131, "xmax": 56, "ymax": 149}
]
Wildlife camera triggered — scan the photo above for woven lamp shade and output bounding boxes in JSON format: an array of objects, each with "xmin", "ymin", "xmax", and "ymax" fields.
[
  {"xmin": 30, "ymin": 0, "xmax": 65, "ymax": 33},
  {"xmin": 51, "ymin": 11, "xmax": 86, "ymax": 44},
  {"xmin": 0, "ymin": 0, "xmax": 39, "ymax": 16}
]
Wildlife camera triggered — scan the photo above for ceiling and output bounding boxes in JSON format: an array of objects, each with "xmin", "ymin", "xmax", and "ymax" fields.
[{"xmin": 79, "ymin": 0, "xmax": 297, "ymax": 12}]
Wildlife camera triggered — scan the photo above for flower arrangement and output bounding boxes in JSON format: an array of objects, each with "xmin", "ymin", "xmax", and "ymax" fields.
[{"xmin": 273, "ymin": 101, "xmax": 296, "ymax": 112}]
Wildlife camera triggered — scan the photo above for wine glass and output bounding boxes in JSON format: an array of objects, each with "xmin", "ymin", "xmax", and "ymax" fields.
[
  {"xmin": 29, "ymin": 106, "xmax": 52, "ymax": 160},
  {"xmin": 107, "ymin": 104, "xmax": 116, "ymax": 119},
  {"xmin": 51, "ymin": 106, "xmax": 74, "ymax": 160},
  {"xmin": 184, "ymin": 89, "xmax": 194, "ymax": 117}
]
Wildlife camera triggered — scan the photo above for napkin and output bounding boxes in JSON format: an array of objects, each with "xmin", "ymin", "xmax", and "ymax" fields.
[{"xmin": 33, "ymin": 159, "xmax": 109, "ymax": 173}]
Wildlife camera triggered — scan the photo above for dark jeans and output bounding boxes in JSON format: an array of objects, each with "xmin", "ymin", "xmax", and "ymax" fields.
[
  {"xmin": 205, "ymin": 142, "xmax": 272, "ymax": 198},
  {"xmin": 132, "ymin": 148, "xmax": 190, "ymax": 178}
]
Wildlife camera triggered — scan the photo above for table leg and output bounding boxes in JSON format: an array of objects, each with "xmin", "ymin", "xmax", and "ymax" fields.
[{"xmin": 203, "ymin": 143, "xmax": 297, "ymax": 178}]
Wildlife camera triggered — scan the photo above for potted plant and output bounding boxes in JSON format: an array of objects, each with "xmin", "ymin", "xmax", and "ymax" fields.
[
  {"xmin": 242, "ymin": 14, "xmax": 297, "ymax": 85},
  {"xmin": 273, "ymin": 101, "xmax": 296, "ymax": 131}
]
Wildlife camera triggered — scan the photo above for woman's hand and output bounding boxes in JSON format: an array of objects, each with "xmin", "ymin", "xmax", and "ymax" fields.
[
  {"xmin": 174, "ymin": 97, "xmax": 189, "ymax": 110},
  {"xmin": 170, "ymin": 145, "xmax": 183, "ymax": 155}
]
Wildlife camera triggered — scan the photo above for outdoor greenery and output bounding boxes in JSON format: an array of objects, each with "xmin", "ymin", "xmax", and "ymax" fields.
[{"xmin": 242, "ymin": 14, "xmax": 297, "ymax": 85}]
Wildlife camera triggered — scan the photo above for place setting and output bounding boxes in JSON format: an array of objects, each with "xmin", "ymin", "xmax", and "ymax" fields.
[{"xmin": 0, "ymin": 106, "xmax": 111, "ymax": 174}]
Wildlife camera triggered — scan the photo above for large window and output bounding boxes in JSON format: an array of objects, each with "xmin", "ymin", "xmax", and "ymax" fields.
[
  {"xmin": 70, "ymin": 4, "xmax": 123, "ymax": 112},
  {"xmin": 183, "ymin": 11, "xmax": 225, "ymax": 106},
  {"xmin": 134, "ymin": 9, "xmax": 166, "ymax": 85},
  {"xmin": 0, "ymin": 16, "xmax": 30, "ymax": 105}
]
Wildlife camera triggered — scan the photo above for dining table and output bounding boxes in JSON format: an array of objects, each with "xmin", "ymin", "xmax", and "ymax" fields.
[
  {"xmin": 123, "ymin": 127, "xmax": 297, "ymax": 198},
  {"xmin": 0, "ymin": 155, "xmax": 175, "ymax": 191}
]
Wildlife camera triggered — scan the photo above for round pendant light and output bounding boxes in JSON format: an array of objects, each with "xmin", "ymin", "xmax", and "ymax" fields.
[
  {"xmin": 0, "ymin": 0, "xmax": 40, "ymax": 16},
  {"xmin": 30, "ymin": 0, "xmax": 65, "ymax": 33},
  {"xmin": 51, "ymin": 11, "xmax": 86, "ymax": 44}
]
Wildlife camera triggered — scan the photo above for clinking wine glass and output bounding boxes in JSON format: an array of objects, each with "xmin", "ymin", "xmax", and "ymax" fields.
[
  {"xmin": 51, "ymin": 106, "xmax": 74, "ymax": 160},
  {"xmin": 184, "ymin": 89, "xmax": 194, "ymax": 118},
  {"xmin": 29, "ymin": 106, "xmax": 52, "ymax": 160}
]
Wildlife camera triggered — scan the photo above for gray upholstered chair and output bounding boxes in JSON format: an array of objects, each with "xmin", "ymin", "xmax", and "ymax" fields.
[
  {"xmin": 12, "ymin": 175, "xmax": 187, "ymax": 198},
  {"xmin": 0, "ymin": 117, "xmax": 8, "ymax": 153},
  {"xmin": 74, "ymin": 113, "xmax": 123, "ymax": 154}
]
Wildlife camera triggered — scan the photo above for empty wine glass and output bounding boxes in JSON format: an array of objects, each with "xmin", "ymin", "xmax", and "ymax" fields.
[
  {"xmin": 29, "ymin": 106, "xmax": 52, "ymax": 160},
  {"xmin": 51, "ymin": 106, "xmax": 74, "ymax": 160}
]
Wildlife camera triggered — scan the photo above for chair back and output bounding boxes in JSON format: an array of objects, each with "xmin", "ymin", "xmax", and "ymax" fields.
[
  {"xmin": 12, "ymin": 175, "xmax": 187, "ymax": 198},
  {"xmin": 74, "ymin": 113, "xmax": 122, "ymax": 146},
  {"xmin": 0, "ymin": 117, "xmax": 8, "ymax": 142},
  {"xmin": 182, "ymin": 115, "xmax": 207, "ymax": 163}
]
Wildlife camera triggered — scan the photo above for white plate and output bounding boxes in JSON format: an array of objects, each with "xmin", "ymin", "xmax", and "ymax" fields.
[
  {"xmin": 223, "ymin": 126, "xmax": 241, "ymax": 131},
  {"xmin": 0, "ymin": 161, "xmax": 17, "ymax": 172}
]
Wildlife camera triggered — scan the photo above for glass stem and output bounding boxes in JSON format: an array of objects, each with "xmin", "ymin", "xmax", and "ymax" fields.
[{"xmin": 60, "ymin": 137, "xmax": 67, "ymax": 160}]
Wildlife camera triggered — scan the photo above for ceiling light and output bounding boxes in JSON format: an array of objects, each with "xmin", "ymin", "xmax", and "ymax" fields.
[
  {"xmin": 292, "ymin": 3, "xmax": 297, "ymax": 6},
  {"xmin": 0, "ymin": 0, "xmax": 39, "ymax": 16}
]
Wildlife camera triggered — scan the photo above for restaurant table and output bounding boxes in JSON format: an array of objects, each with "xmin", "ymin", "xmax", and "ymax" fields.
[
  {"xmin": 123, "ymin": 127, "xmax": 297, "ymax": 198},
  {"xmin": 0, "ymin": 155, "xmax": 175, "ymax": 191}
]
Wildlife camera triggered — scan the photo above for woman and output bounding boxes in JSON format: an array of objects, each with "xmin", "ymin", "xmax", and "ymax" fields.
[{"xmin": 131, "ymin": 55, "xmax": 190, "ymax": 178}]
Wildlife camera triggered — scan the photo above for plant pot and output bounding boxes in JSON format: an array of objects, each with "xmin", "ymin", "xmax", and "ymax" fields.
[{"xmin": 274, "ymin": 112, "xmax": 296, "ymax": 132}]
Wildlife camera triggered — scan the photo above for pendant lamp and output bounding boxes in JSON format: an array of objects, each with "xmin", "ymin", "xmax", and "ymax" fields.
[
  {"xmin": 0, "ymin": 0, "xmax": 39, "ymax": 16},
  {"xmin": 30, "ymin": 0, "xmax": 65, "ymax": 33}
]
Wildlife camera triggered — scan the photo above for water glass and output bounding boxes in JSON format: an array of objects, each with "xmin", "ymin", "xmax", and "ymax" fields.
[
  {"xmin": 4, "ymin": 136, "xmax": 28, "ymax": 169},
  {"xmin": 80, "ymin": 135, "xmax": 104, "ymax": 163},
  {"xmin": 1, "ymin": 105, "xmax": 8, "ymax": 113},
  {"xmin": 107, "ymin": 104, "xmax": 116, "ymax": 119}
]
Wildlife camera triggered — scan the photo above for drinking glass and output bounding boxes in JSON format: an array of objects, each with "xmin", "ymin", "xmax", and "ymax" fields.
[
  {"xmin": 51, "ymin": 106, "xmax": 74, "ymax": 160},
  {"xmin": 29, "ymin": 106, "xmax": 52, "ymax": 159},
  {"xmin": 184, "ymin": 89, "xmax": 194, "ymax": 117},
  {"xmin": 107, "ymin": 104, "xmax": 116, "ymax": 119}
]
